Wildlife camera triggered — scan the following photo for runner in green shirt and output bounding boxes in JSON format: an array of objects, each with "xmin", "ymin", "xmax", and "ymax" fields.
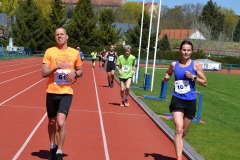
[
  {"xmin": 116, "ymin": 45, "xmax": 136, "ymax": 107},
  {"xmin": 91, "ymin": 51, "xmax": 97, "ymax": 68}
]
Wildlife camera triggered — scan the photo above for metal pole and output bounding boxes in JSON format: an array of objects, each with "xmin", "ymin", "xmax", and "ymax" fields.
[
  {"xmin": 136, "ymin": 0, "xmax": 145, "ymax": 83},
  {"xmin": 144, "ymin": 0, "xmax": 154, "ymax": 74},
  {"xmin": 151, "ymin": 0, "xmax": 162, "ymax": 92}
]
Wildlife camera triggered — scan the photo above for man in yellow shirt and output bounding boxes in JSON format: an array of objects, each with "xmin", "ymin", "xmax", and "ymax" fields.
[
  {"xmin": 90, "ymin": 50, "xmax": 97, "ymax": 68},
  {"xmin": 42, "ymin": 27, "xmax": 82, "ymax": 160}
]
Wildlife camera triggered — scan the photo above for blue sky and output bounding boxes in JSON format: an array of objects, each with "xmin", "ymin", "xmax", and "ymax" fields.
[{"xmin": 126, "ymin": 0, "xmax": 240, "ymax": 15}]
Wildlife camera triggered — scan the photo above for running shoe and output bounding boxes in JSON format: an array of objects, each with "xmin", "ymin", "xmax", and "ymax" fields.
[
  {"xmin": 110, "ymin": 83, "xmax": 114, "ymax": 88},
  {"xmin": 48, "ymin": 146, "xmax": 58, "ymax": 160},
  {"xmin": 56, "ymin": 153, "xmax": 63, "ymax": 160}
]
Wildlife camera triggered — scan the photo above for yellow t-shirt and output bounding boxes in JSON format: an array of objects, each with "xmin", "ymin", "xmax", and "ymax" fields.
[{"xmin": 42, "ymin": 47, "xmax": 82, "ymax": 94}]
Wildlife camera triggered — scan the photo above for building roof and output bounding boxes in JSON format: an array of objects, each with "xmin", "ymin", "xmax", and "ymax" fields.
[
  {"xmin": 62, "ymin": 0, "xmax": 124, "ymax": 5},
  {"xmin": 160, "ymin": 29, "xmax": 206, "ymax": 40}
]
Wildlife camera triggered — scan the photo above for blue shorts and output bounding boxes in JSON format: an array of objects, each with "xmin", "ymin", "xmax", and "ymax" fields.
[{"xmin": 46, "ymin": 93, "xmax": 73, "ymax": 118}]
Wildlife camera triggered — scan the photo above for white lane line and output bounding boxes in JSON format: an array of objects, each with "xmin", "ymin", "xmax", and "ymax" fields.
[
  {"xmin": 0, "ymin": 69, "xmax": 41, "ymax": 85},
  {"xmin": 0, "ymin": 104, "xmax": 45, "ymax": 110},
  {"xmin": 0, "ymin": 64, "xmax": 40, "ymax": 75},
  {"xmin": 12, "ymin": 113, "xmax": 47, "ymax": 160},
  {"xmin": 0, "ymin": 58, "xmax": 40, "ymax": 65},
  {"xmin": 0, "ymin": 79, "xmax": 45, "ymax": 106},
  {"xmin": 71, "ymin": 109, "xmax": 148, "ymax": 117},
  {"xmin": 0, "ymin": 78, "xmax": 46, "ymax": 160},
  {"xmin": 0, "ymin": 60, "xmax": 40, "ymax": 69},
  {"xmin": 92, "ymin": 68, "xmax": 110, "ymax": 160}
]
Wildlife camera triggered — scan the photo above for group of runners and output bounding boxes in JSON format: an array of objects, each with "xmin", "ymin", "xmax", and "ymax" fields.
[
  {"xmin": 83, "ymin": 45, "xmax": 136, "ymax": 98},
  {"xmin": 42, "ymin": 27, "xmax": 207, "ymax": 160},
  {"xmin": 96, "ymin": 45, "xmax": 136, "ymax": 107}
]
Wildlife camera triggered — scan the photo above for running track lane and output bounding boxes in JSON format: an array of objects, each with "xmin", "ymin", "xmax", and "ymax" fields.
[
  {"xmin": 92, "ymin": 62, "xmax": 188, "ymax": 160},
  {"xmin": 0, "ymin": 58, "xmax": 188, "ymax": 160}
]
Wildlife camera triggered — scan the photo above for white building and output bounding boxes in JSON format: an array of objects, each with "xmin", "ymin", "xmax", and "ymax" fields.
[{"xmin": 195, "ymin": 59, "xmax": 222, "ymax": 70}]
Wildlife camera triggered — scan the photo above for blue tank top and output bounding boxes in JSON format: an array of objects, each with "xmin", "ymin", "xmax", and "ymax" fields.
[{"xmin": 172, "ymin": 60, "xmax": 197, "ymax": 100}]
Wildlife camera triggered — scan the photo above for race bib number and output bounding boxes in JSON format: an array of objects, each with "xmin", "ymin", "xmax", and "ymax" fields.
[
  {"xmin": 122, "ymin": 65, "xmax": 130, "ymax": 72},
  {"xmin": 174, "ymin": 80, "xmax": 190, "ymax": 94},
  {"xmin": 108, "ymin": 56, "xmax": 114, "ymax": 61},
  {"xmin": 54, "ymin": 69, "xmax": 71, "ymax": 84}
]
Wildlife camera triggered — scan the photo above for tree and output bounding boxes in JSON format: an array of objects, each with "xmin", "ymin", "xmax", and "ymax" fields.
[
  {"xmin": 233, "ymin": 18, "xmax": 240, "ymax": 42},
  {"xmin": 160, "ymin": 6, "xmax": 184, "ymax": 29},
  {"xmin": 66, "ymin": 0, "xmax": 97, "ymax": 47},
  {"xmin": 43, "ymin": 0, "xmax": 67, "ymax": 48},
  {"xmin": 0, "ymin": 0, "xmax": 19, "ymax": 37},
  {"xmin": 190, "ymin": 19, "xmax": 212, "ymax": 51},
  {"xmin": 125, "ymin": 10, "xmax": 155, "ymax": 50},
  {"xmin": 181, "ymin": 3, "xmax": 204, "ymax": 28},
  {"xmin": 198, "ymin": 0, "xmax": 224, "ymax": 40},
  {"xmin": 115, "ymin": 2, "xmax": 142, "ymax": 24},
  {"xmin": 95, "ymin": 8, "xmax": 120, "ymax": 46},
  {"xmin": 34, "ymin": 0, "xmax": 53, "ymax": 18},
  {"xmin": 221, "ymin": 8, "xmax": 239, "ymax": 41},
  {"xmin": 158, "ymin": 34, "xmax": 170, "ymax": 51},
  {"xmin": 12, "ymin": 0, "xmax": 48, "ymax": 51}
]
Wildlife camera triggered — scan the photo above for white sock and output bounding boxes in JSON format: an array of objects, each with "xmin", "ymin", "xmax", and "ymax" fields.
[{"xmin": 56, "ymin": 149, "xmax": 62, "ymax": 154}]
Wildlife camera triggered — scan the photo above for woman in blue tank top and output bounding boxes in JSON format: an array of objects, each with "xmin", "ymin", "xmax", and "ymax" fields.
[{"xmin": 163, "ymin": 40, "xmax": 207, "ymax": 160}]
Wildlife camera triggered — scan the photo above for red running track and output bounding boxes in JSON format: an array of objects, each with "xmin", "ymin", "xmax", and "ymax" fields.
[{"xmin": 0, "ymin": 57, "xmax": 189, "ymax": 160}]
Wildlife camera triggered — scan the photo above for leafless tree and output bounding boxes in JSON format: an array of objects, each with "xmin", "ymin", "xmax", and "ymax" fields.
[
  {"xmin": 182, "ymin": 3, "xmax": 204, "ymax": 28},
  {"xmin": 190, "ymin": 19, "xmax": 212, "ymax": 51}
]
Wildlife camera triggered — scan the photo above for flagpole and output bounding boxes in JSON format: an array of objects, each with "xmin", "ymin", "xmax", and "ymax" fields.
[
  {"xmin": 145, "ymin": 0, "xmax": 154, "ymax": 74},
  {"xmin": 151, "ymin": 0, "xmax": 162, "ymax": 92},
  {"xmin": 136, "ymin": 0, "xmax": 145, "ymax": 83}
]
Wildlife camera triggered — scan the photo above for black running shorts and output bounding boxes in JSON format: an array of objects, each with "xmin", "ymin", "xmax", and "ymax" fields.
[
  {"xmin": 106, "ymin": 64, "xmax": 115, "ymax": 72},
  {"xmin": 169, "ymin": 95, "xmax": 196, "ymax": 120},
  {"xmin": 46, "ymin": 93, "xmax": 73, "ymax": 118},
  {"xmin": 119, "ymin": 77, "xmax": 131, "ymax": 83}
]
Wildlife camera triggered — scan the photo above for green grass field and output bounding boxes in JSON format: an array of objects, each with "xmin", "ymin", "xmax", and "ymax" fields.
[{"xmin": 131, "ymin": 67, "xmax": 240, "ymax": 160}]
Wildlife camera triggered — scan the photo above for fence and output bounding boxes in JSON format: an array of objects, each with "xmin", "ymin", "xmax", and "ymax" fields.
[{"xmin": 0, "ymin": 51, "xmax": 32, "ymax": 60}]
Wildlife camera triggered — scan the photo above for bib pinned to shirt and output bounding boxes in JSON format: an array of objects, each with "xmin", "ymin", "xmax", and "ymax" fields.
[
  {"xmin": 122, "ymin": 65, "xmax": 130, "ymax": 72},
  {"xmin": 174, "ymin": 80, "xmax": 190, "ymax": 94},
  {"xmin": 54, "ymin": 69, "xmax": 71, "ymax": 84}
]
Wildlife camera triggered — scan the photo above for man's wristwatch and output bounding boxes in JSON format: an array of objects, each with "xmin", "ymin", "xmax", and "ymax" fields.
[{"xmin": 192, "ymin": 76, "xmax": 197, "ymax": 81}]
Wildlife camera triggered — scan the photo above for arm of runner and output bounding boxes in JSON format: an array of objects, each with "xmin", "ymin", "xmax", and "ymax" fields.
[
  {"xmin": 163, "ymin": 62, "xmax": 175, "ymax": 81},
  {"xmin": 74, "ymin": 65, "xmax": 83, "ymax": 77},
  {"xmin": 42, "ymin": 63, "xmax": 69, "ymax": 78},
  {"xmin": 132, "ymin": 59, "xmax": 136, "ymax": 75},
  {"xmin": 103, "ymin": 52, "xmax": 108, "ymax": 60},
  {"xmin": 194, "ymin": 61, "xmax": 207, "ymax": 87},
  {"xmin": 116, "ymin": 57, "xmax": 122, "ymax": 76}
]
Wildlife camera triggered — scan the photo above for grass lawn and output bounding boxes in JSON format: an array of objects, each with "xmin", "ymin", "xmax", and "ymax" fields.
[{"xmin": 131, "ymin": 67, "xmax": 240, "ymax": 160}]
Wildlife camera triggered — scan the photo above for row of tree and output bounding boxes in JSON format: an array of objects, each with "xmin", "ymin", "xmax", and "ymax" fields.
[
  {"xmin": 0, "ymin": 0, "xmax": 240, "ymax": 53},
  {"xmin": 1, "ymin": 0, "xmax": 121, "ymax": 51}
]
